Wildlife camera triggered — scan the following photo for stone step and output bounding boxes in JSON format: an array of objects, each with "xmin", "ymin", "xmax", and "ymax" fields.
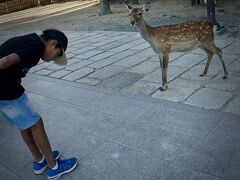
[{"xmin": 0, "ymin": 0, "xmax": 99, "ymax": 30}]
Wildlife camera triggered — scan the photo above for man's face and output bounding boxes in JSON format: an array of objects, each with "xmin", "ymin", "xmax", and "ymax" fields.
[{"xmin": 42, "ymin": 40, "xmax": 62, "ymax": 62}]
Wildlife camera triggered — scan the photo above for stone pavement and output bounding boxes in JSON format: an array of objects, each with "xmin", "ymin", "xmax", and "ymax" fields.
[
  {"xmin": 1, "ymin": 2, "xmax": 240, "ymax": 179},
  {"xmin": 0, "ymin": 0, "xmax": 239, "ymax": 115},
  {"xmin": 47, "ymin": 30, "xmax": 240, "ymax": 114},
  {"xmin": 2, "ymin": 30, "xmax": 239, "ymax": 114},
  {"xmin": 0, "ymin": 29, "xmax": 240, "ymax": 180},
  {"xmin": 1, "ymin": 64, "xmax": 240, "ymax": 180}
]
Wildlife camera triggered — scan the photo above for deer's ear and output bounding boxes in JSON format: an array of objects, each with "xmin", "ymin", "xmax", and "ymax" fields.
[
  {"xmin": 142, "ymin": 2, "xmax": 151, "ymax": 13},
  {"xmin": 125, "ymin": 4, "xmax": 132, "ymax": 10}
]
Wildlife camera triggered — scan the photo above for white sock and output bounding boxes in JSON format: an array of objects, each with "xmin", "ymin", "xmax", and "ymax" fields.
[
  {"xmin": 51, "ymin": 161, "xmax": 58, "ymax": 170},
  {"xmin": 37, "ymin": 155, "xmax": 45, "ymax": 163}
]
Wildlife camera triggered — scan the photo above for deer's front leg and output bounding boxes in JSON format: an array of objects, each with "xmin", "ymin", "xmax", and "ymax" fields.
[
  {"xmin": 158, "ymin": 54, "xmax": 163, "ymax": 70},
  {"xmin": 160, "ymin": 52, "xmax": 169, "ymax": 91}
]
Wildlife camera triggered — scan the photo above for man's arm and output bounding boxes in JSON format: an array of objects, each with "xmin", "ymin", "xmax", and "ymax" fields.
[{"xmin": 0, "ymin": 53, "xmax": 21, "ymax": 70}]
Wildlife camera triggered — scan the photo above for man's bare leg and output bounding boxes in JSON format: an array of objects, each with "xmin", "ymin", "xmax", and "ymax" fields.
[
  {"xmin": 29, "ymin": 118, "xmax": 56, "ymax": 168},
  {"xmin": 21, "ymin": 128, "xmax": 42, "ymax": 162}
]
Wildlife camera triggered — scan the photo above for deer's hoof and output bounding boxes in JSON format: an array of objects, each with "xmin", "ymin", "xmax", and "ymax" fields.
[
  {"xmin": 223, "ymin": 75, "xmax": 228, "ymax": 79},
  {"xmin": 199, "ymin": 74, "xmax": 205, "ymax": 77},
  {"xmin": 159, "ymin": 87, "xmax": 166, "ymax": 91},
  {"xmin": 160, "ymin": 85, "xmax": 168, "ymax": 91}
]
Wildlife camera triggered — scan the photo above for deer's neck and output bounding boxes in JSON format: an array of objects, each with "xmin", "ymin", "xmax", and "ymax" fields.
[{"xmin": 136, "ymin": 19, "xmax": 153, "ymax": 42}]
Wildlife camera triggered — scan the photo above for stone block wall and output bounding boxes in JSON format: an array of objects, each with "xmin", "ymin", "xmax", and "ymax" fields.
[{"xmin": 0, "ymin": 0, "xmax": 52, "ymax": 14}]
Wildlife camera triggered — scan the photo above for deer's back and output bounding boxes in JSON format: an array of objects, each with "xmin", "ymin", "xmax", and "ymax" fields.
[
  {"xmin": 152, "ymin": 20, "xmax": 214, "ymax": 44},
  {"xmin": 150, "ymin": 20, "xmax": 214, "ymax": 52}
]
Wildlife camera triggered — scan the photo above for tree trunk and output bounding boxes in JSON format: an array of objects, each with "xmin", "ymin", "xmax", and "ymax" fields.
[
  {"xmin": 99, "ymin": 0, "xmax": 111, "ymax": 16},
  {"xmin": 130, "ymin": 0, "xmax": 139, "ymax": 5}
]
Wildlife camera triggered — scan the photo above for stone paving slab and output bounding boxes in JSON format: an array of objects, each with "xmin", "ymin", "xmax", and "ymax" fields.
[
  {"xmin": 0, "ymin": 128, "xmax": 31, "ymax": 172},
  {"xmin": 180, "ymin": 64, "xmax": 222, "ymax": 81},
  {"xmin": 76, "ymin": 77, "xmax": 101, "ymax": 86},
  {"xmin": 82, "ymin": 115, "xmax": 163, "ymax": 149},
  {"xmin": 88, "ymin": 65, "xmax": 127, "ymax": 80},
  {"xmin": 1, "ymin": 75, "xmax": 240, "ymax": 180},
  {"xmin": 229, "ymin": 56, "xmax": 240, "ymax": 72},
  {"xmin": 18, "ymin": 164, "xmax": 111, "ymax": 180},
  {"xmin": 99, "ymin": 71, "xmax": 144, "ymax": 90},
  {"xmin": 80, "ymin": 142, "xmax": 177, "ymax": 180},
  {"xmin": 0, "ymin": 164, "xmax": 19, "ymax": 180},
  {"xmin": 170, "ymin": 53, "xmax": 206, "ymax": 68},
  {"xmin": 200, "ymin": 54, "xmax": 239, "ymax": 66},
  {"xmin": 137, "ymin": 129, "xmax": 195, "ymax": 161},
  {"xmin": 227, "ymin": 160, "xmax": 240, "ymax": 180},
  {"xmin": 48, "ymin": 83, "xmax": 105, "ymax": 107},
  {"xmin": 151, "ymin": 79, "xmax": 201, "ymax": 102},
  {"xmin": 1, "ymin": 2, "xmax": 240, "ymax": 179},
  {"xmin": 214, "ymin": 36, "xmax": 235, "ymax": 49},
  {"xmin": 166, "ymin": 167, "xmax": 223, "ymax": 180},
  {"xmin": 62, "ymin": 67, "xmax": 94, "ymax": 81},
  {"xmin": 138, "ymin": 107, "xmax": 220, "ymax": 138},
  {"xmin": 65, "ymin": 60, "xmax": 94, "ymax": 71},
  {"xmin": 26, "ymin": 92, "xmax": 61, "ymax": 114},
  {"xmin": 0, "ymin": 30, "xmax": 239, "ymax": 114},
  {"xmin": 223, "ymin": 39, "xmax": 240, "ymax": 55},
  {"xmin": 113, "ymin": 54, "xmax": 149, "ymax": 67},
  {"xmin": 143, "ymin": 66, "xmax": 188, "ymax": 83},
  {"xmin": 123, "ymin": 80, "xmax": 160, "ymax": 96},
  {"xmin": 2, "ymin": 30, "xmax": 235, "ymax": 114},
  {"xmin": 49, "ymin": 69, "xmax": 72, "ymax": 78},
  {"xmin": 224, "ymin": 93, "xmax": 240, "ymax": 115},
  {"xmin": 205, "ymin": 71, "xmax": 240, "ymax": 92},
  {"xmin": 88, "ymin": 57, "xmax": 120, "ymax": 69},
  {"xmin": 184, "ymin": 88, "xmax": 233, "ymax": 110},
  {"xmin": 205, "ymin": 118, "xmax": 240, "ymax": 148},
  {"xmin": 85, "ymin": 93, "xmax": 155, "ymax": 118},
  {"xmin": 180, "ymin": 140, "xmax": 240, "ymax": 178},
  {"xmin": 128, "ymin": 61, "xmax": 159, "ymax": 74},
  {"xmin": 21, "ymin": 78, "xmax": 64, "ymax": 96}
]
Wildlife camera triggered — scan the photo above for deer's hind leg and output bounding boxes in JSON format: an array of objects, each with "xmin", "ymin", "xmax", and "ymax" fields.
[
  {"xmin": 216, "ymin": 46, "xmax": 228, "ymax": 79},
  {"xmin": 200, "ymin": 47, "xmax": 214, "ymax": 77},
  {"xmin": 201, "ymin": 42, "xmax": 228, "ymax": 79}
]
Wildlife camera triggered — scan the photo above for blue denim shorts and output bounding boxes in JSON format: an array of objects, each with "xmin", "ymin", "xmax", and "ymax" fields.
[{"xmin": 0, "ymin": 93, "xmax": 40, "ymax": 130}]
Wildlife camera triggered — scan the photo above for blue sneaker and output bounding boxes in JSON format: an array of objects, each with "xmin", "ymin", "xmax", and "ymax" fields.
[
  {"xmin": 33, "ymin": 150, "xmax": 60, "ymax": 175},
  {"xmin": 47, "ymin": 157, "xmax": 78, "ymax": 179}
]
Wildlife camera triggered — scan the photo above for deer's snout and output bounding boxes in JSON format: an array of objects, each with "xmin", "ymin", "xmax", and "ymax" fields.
[{"xmin": 130, "ymin": 20, "xmax": 135, "ymax": 25}]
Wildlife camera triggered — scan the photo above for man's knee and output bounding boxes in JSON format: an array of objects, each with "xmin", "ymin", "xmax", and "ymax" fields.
[{"xmin": 30, "ymin": 117, "xmax": 44, "ymax": 131}]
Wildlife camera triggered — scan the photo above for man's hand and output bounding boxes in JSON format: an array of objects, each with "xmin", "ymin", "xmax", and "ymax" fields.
[{"xmin": 0, "ymin": 53, "xmax": 21, "ymax": 70}]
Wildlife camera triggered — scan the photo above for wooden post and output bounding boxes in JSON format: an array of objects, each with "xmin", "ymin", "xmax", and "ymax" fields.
[
  {"xmin": 207, "ymin": 0, "xmax": 216, "ymax": 25},
  {"xmin": 191, "ymin": 0, "xmax": 196, "ymax": 6},
  {"xmin": 99, "ymin": 0, "xmax": 111, "ymax": 16}
]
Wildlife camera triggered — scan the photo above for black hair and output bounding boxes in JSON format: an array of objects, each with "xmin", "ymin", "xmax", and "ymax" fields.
[
  {"xmin": 40, "ymin": 29, "xmax": 63, "ymax": 56},
  {"xmin": 40, "ymin": 30, "xmax": 53, "ymax": 41}
]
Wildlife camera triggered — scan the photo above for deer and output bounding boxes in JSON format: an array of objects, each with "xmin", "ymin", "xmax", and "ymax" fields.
[{"xmin": 126, "ymin": 2, "xmax": 228, "ymax": 91}]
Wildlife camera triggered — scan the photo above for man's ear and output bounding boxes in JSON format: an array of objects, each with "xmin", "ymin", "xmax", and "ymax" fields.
[
  {"xmin": 50, "ymin": 40, "xmax": 58, "ymax": 47},
  {"xmin": 142, "ymin": 2, "xmax": 151, "ymax": 13}
]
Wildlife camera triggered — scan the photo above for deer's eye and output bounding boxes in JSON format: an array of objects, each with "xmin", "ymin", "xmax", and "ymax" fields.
[{"xmin": 138, "ymin": 13, "xmax": 142, "ymax": 16}]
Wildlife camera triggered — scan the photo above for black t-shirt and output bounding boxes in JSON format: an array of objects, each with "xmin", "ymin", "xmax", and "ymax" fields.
[{"xmin": 0, "ymin": 33, "xmax": 45, "ymax": 100}]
